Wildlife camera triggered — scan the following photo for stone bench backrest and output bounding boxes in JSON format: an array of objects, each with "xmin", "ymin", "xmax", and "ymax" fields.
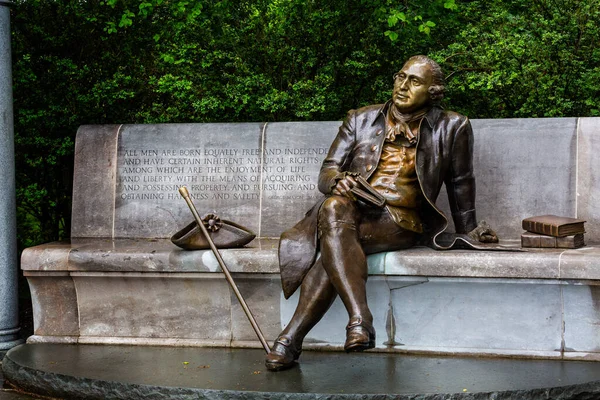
[{"xmin": 71, "ymin": 118, "xmax": 600, "ymax": 242}]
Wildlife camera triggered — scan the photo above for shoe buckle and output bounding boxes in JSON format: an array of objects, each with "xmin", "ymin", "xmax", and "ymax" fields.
[
  {"xmin": 347, "ymin": 316, "xmax": 363, "ymax": 329},
  {"xmin": 276, "ymin": 336, "xmax": 291, "ymax": 346}
]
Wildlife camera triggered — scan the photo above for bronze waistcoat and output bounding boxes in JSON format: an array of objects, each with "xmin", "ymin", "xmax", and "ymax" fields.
[{"xmin": 368, "ymin": 119, "xmax": 424, "ymax": 233}]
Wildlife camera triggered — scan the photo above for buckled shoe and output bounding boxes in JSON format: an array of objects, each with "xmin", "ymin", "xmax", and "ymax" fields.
[
  {"xmin": 265, "ymin": 336, "xmax": 302, "ymax": 371},
  {"xmin": 344, "ymin": 316, "xmax": 375, "ymax": 352}
]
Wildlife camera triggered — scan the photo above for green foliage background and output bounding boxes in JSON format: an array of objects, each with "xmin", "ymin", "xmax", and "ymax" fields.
[{"xmin": 10, "ymin": 0, "xmax": 600, "ymax": 249}]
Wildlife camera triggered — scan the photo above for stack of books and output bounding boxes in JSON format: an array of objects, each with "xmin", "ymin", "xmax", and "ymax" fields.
[{"xmin": 521, "ymin": 215, "xmax": 586, "ymax": 249}]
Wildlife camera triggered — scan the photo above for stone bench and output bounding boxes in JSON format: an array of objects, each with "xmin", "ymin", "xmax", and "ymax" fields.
[{"xmin": 22, "ymin": 118, "xmax": 600, "ymax": 360}]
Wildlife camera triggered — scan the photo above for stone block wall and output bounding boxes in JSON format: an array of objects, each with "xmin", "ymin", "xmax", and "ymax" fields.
[{"xmin": 71, "ymin": 118, "xmax": 599, "ymax": 242}]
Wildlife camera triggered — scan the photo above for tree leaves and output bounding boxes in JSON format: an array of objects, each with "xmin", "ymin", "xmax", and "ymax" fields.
[
  {"xmin": 384, "ymin": 1, "xmax": 454, "ymax": 41},
  {"xmin": 433, "ymin": 0, "xmax": 600, "ymax": 118},
  {"xmin": 9, "ymin": 0, "xmax": 600, "ymax": 250}
]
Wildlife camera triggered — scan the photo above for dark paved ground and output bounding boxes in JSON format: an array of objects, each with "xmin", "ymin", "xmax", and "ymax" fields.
[{"xmin": 4, "ymin": 344, "xmax": 600, "ymax": 399}]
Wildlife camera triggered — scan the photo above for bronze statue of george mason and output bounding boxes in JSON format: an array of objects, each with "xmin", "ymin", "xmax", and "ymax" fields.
[{"xmin": 266, "ymin": 55, "xmax": 496, "ymax": 371}]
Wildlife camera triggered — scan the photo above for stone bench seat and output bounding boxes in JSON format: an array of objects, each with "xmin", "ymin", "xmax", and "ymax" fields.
[
  {"xmin": 22, "ymin": 238, "xmax": 600, "ymax": 280},
  {"xmin": 21, "ymin": 118, "xmax": 600, "ymax": 360},
  {"xmin": 23, "ymin": 238, "xmax": 600, "ymax": 360}
]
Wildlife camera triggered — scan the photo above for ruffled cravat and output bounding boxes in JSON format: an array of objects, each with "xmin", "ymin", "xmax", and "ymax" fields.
[{"xmin": 386, "ymin": 105, "xmax": 430, "ymax": 145}]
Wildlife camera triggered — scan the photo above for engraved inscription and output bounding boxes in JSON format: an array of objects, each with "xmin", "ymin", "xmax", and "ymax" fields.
[{"xmin": 117, "ymin": 146, "xmax": 328, "ymax": 204}]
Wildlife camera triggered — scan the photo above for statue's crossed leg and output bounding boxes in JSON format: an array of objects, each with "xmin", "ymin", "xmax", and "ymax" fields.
[{"xmin": 266, "ymin": 195, "xmax": 417, "ymax": 371}]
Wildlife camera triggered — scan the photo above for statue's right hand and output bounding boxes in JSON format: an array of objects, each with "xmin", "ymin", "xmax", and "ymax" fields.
[{"xmin": 332, "ymin": 175, "xmax": 357, "ymax": 199}]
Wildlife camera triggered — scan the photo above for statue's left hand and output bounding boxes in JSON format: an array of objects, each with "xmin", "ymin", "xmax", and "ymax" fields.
[
  {"xmin": 332, "ymin": 175, "xmax": 357, "ymax": 199},
  {"xmin": 468, "ymin": 220, "xmax": 499, "ymax": 243}
]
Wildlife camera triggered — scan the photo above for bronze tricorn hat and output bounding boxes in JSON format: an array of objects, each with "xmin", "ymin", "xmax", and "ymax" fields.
[{"xmin": 171, "ymin": 213, "xmax": 256, "ymax": 250}]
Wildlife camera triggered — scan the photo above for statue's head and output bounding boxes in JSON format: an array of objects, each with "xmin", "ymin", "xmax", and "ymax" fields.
[{"xmin": 392, "ymin": 55, "xmax": 445, "ymax": 113}]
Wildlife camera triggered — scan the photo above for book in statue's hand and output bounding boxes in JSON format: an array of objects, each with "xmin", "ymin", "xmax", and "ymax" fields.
[
  {"xmin": 521, "ymin": 232, "xmax": 585, "ymax": 249},
  {"xmin": 350, "ymin": 175, "xmax": 386, "ymax": 207},
  {"xmin": 522, "ymin": 215, "xmax": 586, "ymax": 237}
]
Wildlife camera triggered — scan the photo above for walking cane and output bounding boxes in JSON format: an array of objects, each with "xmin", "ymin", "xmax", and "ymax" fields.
[{"xmin": 178, "ymin": 186, "xmax": 271, "ymax": 354}]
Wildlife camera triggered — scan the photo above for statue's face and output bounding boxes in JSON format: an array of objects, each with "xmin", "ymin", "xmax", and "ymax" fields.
[{"xmin": 392, "ymin": 60, "xmax": 433, "ymax": 113}]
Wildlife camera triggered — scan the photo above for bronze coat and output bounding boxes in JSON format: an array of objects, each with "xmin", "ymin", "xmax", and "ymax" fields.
[{"xmin": 278, "ymin": 103, "xmax": 477, "ymax": 298}]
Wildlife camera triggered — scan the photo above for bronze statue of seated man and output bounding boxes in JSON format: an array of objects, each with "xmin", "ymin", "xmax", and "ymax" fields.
[{"xmin": 266, "ymin": 55, "xmax": 497, "ymax": 371}]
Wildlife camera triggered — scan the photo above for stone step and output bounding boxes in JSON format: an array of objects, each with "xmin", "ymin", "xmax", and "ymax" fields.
[{"xmin": 4, "ymin": 344, "xmax": 600, "ymax": 399}]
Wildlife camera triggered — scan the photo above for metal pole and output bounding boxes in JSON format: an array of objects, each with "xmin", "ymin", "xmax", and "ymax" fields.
[
  {"xmin": 178, "ymin": 187, "xmax": 271, "ymax": 354},
  {"xmin": 0, "ymin": 0, "xmax": 23, "ymax": 354}
]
